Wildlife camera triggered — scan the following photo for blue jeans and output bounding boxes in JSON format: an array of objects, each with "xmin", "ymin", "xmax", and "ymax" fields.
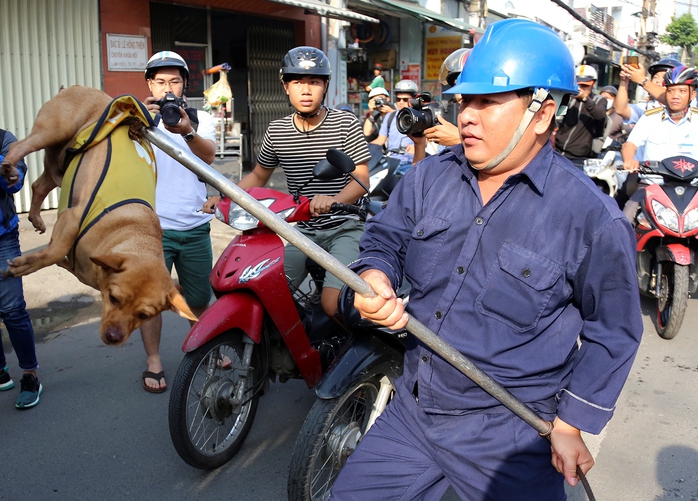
[{"xmin": 0, "ymin": 228, "xmax": 38, "ymax": 371}]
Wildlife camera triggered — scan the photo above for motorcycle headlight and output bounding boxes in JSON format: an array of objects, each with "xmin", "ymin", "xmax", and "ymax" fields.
[
  {"xmin": 684, "ymin": 207, "xmax": 698, "ymax": 232},
  {"xmin": 651, "ymin": 199, "xmax": 680, "ymax": 233},
  {"xmin": 227, "ymin": 198, "xmax": 287, "ymax": 231}
]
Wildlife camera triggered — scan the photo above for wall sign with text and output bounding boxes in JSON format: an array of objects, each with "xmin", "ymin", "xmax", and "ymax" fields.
[{"xmin": 107, "ymin": 34, "xmax": 148, "ymax": 72}]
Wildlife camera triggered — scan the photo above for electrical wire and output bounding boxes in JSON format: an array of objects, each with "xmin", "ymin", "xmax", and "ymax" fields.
[{"xmin": 548, "ymin": 0, "xmax": 656, "ymax": 58}]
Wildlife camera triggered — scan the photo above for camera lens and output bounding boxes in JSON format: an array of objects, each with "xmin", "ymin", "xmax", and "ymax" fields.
[
  {"xmin": 158, "ymin": 92, "xmax": 183, "ymax": 126},
  {"xmin": 396, "ymin": 108, "xmax": 426, "ymax": 135},
  {"xmin": 161, "ymin": 103, "xmax": 182, "ymax": 126}
]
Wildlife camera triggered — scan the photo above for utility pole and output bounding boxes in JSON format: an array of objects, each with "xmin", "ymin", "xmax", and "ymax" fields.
[
  {"xmin": 637, "ymin": 0, "xmax": 657, "ymax": 68},
  {"xmin": 468, "ymin": 0, "xmax": 487, "ymax": 30}
]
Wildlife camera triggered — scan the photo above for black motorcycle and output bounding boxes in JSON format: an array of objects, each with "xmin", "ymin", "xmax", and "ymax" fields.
[{"xmin": 287, "ymin": 286, "xmax": 406, "ymax": 501}]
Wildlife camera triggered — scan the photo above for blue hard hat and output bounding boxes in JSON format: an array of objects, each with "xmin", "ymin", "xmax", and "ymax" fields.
[{"xmin": 447, "ymin": 19, "xmax": 578, "ymax": 96}]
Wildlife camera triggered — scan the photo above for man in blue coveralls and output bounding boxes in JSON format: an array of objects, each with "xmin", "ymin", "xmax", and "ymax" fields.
[{"xmin": 331, "ymin": 19, "xmax": 643, "ymax": 500}]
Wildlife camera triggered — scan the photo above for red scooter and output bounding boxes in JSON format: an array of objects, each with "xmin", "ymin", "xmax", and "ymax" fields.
[
  {"xmin": 167, "ymin": 154, "xmax": 370, "ymax": 469},
  {"xmin": 634, "ymin": 155, "xmax": 698, "ymax": 339}
]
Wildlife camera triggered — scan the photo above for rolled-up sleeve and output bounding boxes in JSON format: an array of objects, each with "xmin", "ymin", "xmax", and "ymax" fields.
[{"xmin": 557, "ymin": 217, "xmax": 643, "ymax": 434}]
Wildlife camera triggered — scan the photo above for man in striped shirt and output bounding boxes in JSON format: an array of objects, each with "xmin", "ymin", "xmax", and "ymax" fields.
[{"xmin": 238, "ymin": 46, "xmax": 370, "ymax": 319}]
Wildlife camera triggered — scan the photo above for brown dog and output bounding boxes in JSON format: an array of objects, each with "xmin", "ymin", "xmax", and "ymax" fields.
[{"xmin": 1, "ymin": 85, "xmax": 196, "ymax": 345}]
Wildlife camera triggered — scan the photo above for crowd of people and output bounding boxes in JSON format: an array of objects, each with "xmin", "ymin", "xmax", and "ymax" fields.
[{"xmin": 7, "ymin": 15, "xmax": 696, "ymax": 499}]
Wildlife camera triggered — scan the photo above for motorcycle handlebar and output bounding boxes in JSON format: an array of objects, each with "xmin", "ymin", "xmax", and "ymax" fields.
[{"xmin": 331, "ymin": 202, "xmax": 364, "ymax": 216}]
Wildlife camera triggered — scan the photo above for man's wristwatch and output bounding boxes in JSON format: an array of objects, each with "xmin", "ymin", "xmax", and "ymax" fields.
[{"xmin": 182, "ymin": 129, "xmax": 196, "ymax": 142}]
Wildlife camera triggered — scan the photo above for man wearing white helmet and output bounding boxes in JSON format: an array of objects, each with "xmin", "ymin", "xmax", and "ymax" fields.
[
  {"xmin": 333, "ymin": 19, "xmax": 641, "ymax": 500},
  {"xmin": 139, "ymin": 50, "xmax": 218, "ymax": 393},
  {"xmin": 371, "ymin": 79, "xmax": 418, "ymax": 169},
  {"xmin": 555, "ymin": 65, "xmax": 608, "ymax": 159},
  {"xmin": 363, "ymin": 87, "xmax": 394, "ymax": 141}
]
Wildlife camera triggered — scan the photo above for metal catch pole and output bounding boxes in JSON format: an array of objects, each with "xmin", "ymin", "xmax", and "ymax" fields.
[{"xmin": 143, "ymin": 126, "xmax": 595, "ymax": 500}]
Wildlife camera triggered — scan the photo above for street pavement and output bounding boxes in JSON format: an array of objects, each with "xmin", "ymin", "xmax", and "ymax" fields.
[{"xmin": 0, "ymin": 156, "xmax": 697, "ymax": 500}]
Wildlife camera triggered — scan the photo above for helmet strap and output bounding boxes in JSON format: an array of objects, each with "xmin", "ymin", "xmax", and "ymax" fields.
[
  {"xmin": 482, "ymin": 88, "xmax": 549, "ymax": 171},
  {"xmin": 295, "ymin": 104, "xmax": 325, "ymax": 119}
]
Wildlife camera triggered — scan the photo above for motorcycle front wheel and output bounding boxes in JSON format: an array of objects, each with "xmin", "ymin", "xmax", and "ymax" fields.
[
  {"xmin": 656, "ymin": 263, "xmax": 689, "ymax": 340},
  {"xmin": 288, "ymin": 378, "xmax": 381, "ymax": 501},
  {"xmin": 168, "ymin": 331, "xmax": 260, "ymax": 469}
]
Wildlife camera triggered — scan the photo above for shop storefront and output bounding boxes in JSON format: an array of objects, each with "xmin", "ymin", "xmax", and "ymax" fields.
[
  {"xmin": 342, "ymin": 0, "xmax": 482, "ymax": 120},
  {"xmin": 1, "ymin": 0, "xmax": 482, "ymax": 212},
  {"xmin": 101, "ymin": 0, "xmax": 328, "ymax": 164}
]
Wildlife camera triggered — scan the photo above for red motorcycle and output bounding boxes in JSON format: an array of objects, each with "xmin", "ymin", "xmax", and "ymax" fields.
[
  {"xmin": 634, "ymin": 155, "xmax": 698, "ymax": 339},
  {"xmin": 167, "ymin": 155, "xmax": 374, "ymax": 469}
]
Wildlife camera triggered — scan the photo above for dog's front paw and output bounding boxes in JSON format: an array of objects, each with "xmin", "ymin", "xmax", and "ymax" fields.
[{"xmin": 4, "ymin": 255, "xmax": 37, "ymax": 277}]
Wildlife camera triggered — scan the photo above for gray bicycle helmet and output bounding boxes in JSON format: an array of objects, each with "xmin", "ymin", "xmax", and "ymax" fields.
[
  {"xmin": 280, "ymin": 46, "xmax": 332, "ymax": 81},
  {"xmin": 145, "ymin": 51, "xmax": 189, "ymax": 82},
  {"xmin": 394, "ymin": 79, "xmax": 419, "ymax": 96},
  {"xmin": 648, "ymin": 57, "xmax": 681, "ymax": 77},
  {"xmin": 439, "ymin": 48, "xmax": 472, "ymax": 87}
]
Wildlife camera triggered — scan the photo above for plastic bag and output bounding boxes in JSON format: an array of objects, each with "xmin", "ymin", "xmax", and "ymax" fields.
[{"xmin": 204, "ymin": 72, "xmax": 233, "ymax": 108}]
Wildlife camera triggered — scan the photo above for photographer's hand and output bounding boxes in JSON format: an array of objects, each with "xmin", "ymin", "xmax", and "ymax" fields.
[
  {"xmin": 164, "ymin": 108, "xmax": 192, "ymax": 136},
  {"xmin": 424, "ymin": 120, "xmax": 460, "ymax": 146},
  {"xmin": 144, "ymin": 96, "xmax": 161, "ymax": 114},
  {"xmin": 202, "ymin": 195, "xmax": 220, "ymax": 214}
]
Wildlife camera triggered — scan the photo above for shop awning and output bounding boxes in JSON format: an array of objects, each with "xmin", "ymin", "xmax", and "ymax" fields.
[
  {"xmin": 266, "ymin": 0, "xmax": 380, "ymax": 24},
  {"xmin": 354, "ymin": 0, "xmax": 484, "ymax": 34}
]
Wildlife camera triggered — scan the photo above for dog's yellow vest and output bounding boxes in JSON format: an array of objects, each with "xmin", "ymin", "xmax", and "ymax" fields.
[{"xmin": 59, "ymin": 95, "xmax": 157, "ymax": 245}]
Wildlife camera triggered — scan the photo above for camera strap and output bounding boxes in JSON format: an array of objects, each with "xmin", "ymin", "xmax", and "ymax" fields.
[
  {"xmin": 185, "ymin": 108, "xmax": 200, "ymax": 132},
  {"xmin": 386, "ymin": 111, "xmax": 396, "ymax": 133}
]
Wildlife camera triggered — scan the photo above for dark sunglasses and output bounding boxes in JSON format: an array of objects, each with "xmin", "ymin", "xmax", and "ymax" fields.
[{"xmin": 395, "ymin": 97, "xmax": 411, "ymax": 102}]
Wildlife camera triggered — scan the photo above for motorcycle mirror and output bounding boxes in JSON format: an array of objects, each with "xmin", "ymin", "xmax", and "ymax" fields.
[
  {"xmin": 326, "ymin": 148, "xmax": 370, "ymax": 195},
  {"xmin": 314, "ymin": 158, "xmax": 347, "ymax": 180},
  {"xmin": 326, "ymin": 148, "xmax": 356, "ymax": 174}
]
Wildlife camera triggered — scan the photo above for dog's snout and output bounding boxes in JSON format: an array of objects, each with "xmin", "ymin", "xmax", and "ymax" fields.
[{"xmin": 104, "ymin": 327, "xmax": 124, "ymax": 345}]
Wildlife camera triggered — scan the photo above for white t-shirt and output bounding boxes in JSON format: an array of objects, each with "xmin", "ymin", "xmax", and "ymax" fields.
[{"xmin": 153, "ymin": 109, "xmax": 216, "ymax": 231}]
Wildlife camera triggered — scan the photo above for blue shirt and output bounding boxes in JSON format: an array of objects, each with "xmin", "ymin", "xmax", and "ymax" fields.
[
  {"xmin": 379, "ymin": 112, "xmax": 413, "ymax": 164},
  {"xmin": 351, "ymin": 142, "xmax": 643, "ymax": 434},
  {"xmin": 0, "ymin": 131, "xmax": 27, "ymax": 236}
]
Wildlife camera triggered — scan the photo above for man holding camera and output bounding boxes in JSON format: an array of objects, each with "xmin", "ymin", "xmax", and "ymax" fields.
[
  {"xmin": 371, "ymin": 79, "xmax": 418, "ymax": 170},
  {"xmin": 554, "ymin": 65, "xmax": 607, "ymax": 160},
  {"xmin": 140, "ymin": 50, "xmax": 217, "ymax": 393},
  {"xmin": 363, "ymin": 87, "xmax": 394, "ymax": 142}
]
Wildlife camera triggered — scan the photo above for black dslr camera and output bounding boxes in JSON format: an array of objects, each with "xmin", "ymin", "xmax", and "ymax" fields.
[
  {"xmin": 395, "ymin": 92, "xmax": 442, "ymax": 136},
  {"xmin": 374, "ymin": 97, "xmax": 388, "ymax": 107},
  {"xmin": 157, "ymin": 92, "xmax": 187, "ymax": 126}
]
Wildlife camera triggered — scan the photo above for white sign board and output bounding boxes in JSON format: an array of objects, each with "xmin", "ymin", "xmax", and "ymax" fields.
[{"xmin": 106, "ymin": 34, "xmax": 148, "ymax": 72}]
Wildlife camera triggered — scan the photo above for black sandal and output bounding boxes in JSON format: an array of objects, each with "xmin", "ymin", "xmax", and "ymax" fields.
[{"xmin": 142, "ymin": 370, "xmax": 166, "ymax": 394}]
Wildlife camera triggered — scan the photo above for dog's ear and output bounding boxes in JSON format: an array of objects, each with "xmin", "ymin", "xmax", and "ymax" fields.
[
  {"xmin": 90, "ymin": 254, "xmax": 127, "ymax": 272},
  {"xmin": 168, "ymin": 288, "xmax": 198, "ymax": 321}
]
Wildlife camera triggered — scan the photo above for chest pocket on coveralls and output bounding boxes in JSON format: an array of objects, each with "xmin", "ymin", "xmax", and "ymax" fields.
[
  {"xmin": 404, "ymin": 216, "xmax": 452, "ymax": 292},
  {"xmin": 477, "ymin": 242, "xmax": 564, "ymax": 332}
]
